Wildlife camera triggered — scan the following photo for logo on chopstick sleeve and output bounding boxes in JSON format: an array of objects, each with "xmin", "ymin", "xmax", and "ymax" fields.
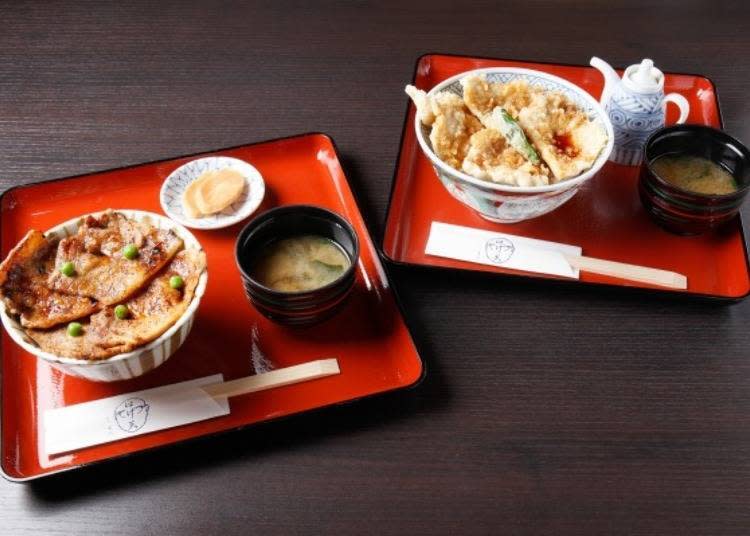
[
  {"xmin": 114, "ymin": 397, "xmax": 150, "ymax": 432},
  {"xmin": 485, "ymin": 237, "xmax": 515, "ymax": 265}
]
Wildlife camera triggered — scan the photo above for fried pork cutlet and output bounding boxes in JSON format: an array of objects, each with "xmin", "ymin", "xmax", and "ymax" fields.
[
  {"xmin": 29, "ymin": 249, "xmax": 206, "ymax": 360},
  {"xmin": 47, "ymin": 211, "xmax": 183, "ymax": 305},
  {"xmin": 0, "ymin": 230, "xmax": 97, "ymax": 328}
]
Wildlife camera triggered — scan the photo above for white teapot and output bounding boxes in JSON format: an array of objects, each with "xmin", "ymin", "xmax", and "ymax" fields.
[{"xmin": 590, "ymin": 57, "xmax": 690, "ymax": 165}]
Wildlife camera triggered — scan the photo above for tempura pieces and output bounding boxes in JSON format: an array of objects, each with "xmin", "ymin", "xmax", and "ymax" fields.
[
  {"xmin": 462, "ymin": 129, "xmax": 550, "ymax": 187},
  {"xmin": 404, "ymin": 85, "xmax": 437, "ymax": 126},
  {"xmin": 0, "ymin": 230, "xmax": 97, "ymax": 328},
  {"xmin": 428, "ymin": 95, "xmax": 483, "ymax": 170},
  {"xmin": 28, "ymin": 249, "xmax": 206, "ymax": 360},
  {"xmin": 405, "ymin": 86, "xmax": 483, "ymax": 169},
  {"xmin": 516, "ymin": 91, "xmax": 609, "ymax": 180},
  {"xmin": 462, "ymin": 75, "xmax": 535, "ymax": 119},
  {"xmin": 405, "ymin": 73, "xmax": 608, "ymax": 186},
  {"xmin": 47, "ymin": 211, "xmax": 183, "ymax": 305}
]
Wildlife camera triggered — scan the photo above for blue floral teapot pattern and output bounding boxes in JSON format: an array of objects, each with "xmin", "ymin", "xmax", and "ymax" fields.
[{"xmin": 590, "ymin": 57, "xmax": 689, "ymax": 166}]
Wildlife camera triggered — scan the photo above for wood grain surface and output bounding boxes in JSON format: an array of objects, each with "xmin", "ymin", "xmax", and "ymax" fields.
[{"xmin": 2, "ymin": 1, "xmax": 750, "ymax": 534}]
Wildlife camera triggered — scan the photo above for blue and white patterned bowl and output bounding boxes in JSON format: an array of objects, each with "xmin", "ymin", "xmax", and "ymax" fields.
[
  {"xmin": 160, "ymin": 156, "xmax": 266, "ymax": 230},
  {"xmin": 415, "ymin": 68, "xmax": 614, "ymax": 223}
]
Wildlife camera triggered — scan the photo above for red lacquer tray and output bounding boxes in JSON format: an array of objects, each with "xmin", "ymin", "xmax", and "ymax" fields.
[
  {"xmin": 1, "ymin": 133, "xmax": 423, "ymax": 481},
  {"xmin": 383, "ymin": 54, "xmax": 750, "ymax": 300}
]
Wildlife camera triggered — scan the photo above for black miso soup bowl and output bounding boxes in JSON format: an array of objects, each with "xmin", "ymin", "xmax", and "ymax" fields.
[
  {"xmin": 639, "ymin": 124, "xmax": 750, "ymax": 235},
  {"xmin": 235, "ymin": 205, "xmax": 360, "ymax": 326}
]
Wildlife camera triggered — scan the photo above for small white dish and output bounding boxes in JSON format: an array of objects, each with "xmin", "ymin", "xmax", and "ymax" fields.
[{"xmin": 160, "ymin": 156, "xmax": 265, "ymax": 230}]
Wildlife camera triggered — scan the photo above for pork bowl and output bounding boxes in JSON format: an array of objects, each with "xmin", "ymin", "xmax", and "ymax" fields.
[{"xmin": 0, "ymin": 209, "xmax": 208, "ymax": 382}]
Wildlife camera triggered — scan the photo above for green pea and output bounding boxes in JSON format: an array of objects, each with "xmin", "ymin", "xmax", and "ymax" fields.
[
  {"xmin": 123, "ymin": 244, "xmax": 139, "ymax": 260},
  {"xmin": 60, "ymin": 261, "xmax": 75, "ymax": 277},
  {"xmin": 67, "ymin": 322, "xmax": 83, "ymax": 337},
  {"xmin": 169, "ymin": 275, "xmax": 184, "ymax": 289},
  {"xmin": 114, "ymin": 304, "xmax": 129, "ymax": 320}
]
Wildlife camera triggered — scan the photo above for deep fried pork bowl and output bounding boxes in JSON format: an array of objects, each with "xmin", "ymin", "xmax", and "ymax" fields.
[
  {"xmin": 406, "ymin": 68, "xmax": 614, "ymax": 223},
  {"xmin": 0, "ymin": 210, "xmax": 208, "ymax": 382}
]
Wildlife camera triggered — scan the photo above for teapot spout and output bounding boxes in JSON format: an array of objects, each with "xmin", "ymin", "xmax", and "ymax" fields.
[{"xmin": 590, "ymin": 56, "xmax": 620, "ymax": 107}]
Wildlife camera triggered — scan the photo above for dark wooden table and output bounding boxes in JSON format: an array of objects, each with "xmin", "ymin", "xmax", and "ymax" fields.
[{"xmin": 2, "ymin": 1, "xmax": 750, "ymax": 534}]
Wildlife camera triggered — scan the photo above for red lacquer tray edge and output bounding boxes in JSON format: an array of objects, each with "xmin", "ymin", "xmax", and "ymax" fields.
[
  {"xmin": 0, "ymin": 132, "xmax": 426, "ymax": 482},
  {"xmin": 380, "ymin": 52, "xmax": 750, "ymax": 303}
]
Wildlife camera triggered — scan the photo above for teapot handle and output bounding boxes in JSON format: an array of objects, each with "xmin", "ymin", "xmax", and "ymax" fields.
[{"xmin": 664, "ymin": 93, "xmax": 690, "ymax": 124}]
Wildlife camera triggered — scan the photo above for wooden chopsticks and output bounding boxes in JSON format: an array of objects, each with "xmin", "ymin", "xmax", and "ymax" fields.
[
  {"xmin": 565, "ymin": 254, "xmax": 688, "ymax": 290},
  {"xmin": 201, "ymin": 359, "xmax": 340, "ymax": 400}
]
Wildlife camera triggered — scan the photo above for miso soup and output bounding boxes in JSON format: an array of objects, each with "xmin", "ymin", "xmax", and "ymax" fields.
[
  {"xmin": 251, "ymin": 235, "xmax": 351, "ymax": 292},
  {"xmin": 651, "ymin": 154, "xmax": 738, "ymax": 195}
]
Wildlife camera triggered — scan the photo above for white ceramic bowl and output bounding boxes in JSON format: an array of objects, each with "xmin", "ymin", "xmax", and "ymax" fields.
[
  {"xmin": 160, "ymin": 156, "xmax": 265, "ymax": 230},
  {"xmin": 415, "ymin": 67, "xmax": 615, "ymax": 223},
  {"xmin": 0, "ymin": 210, "xmax": 208, "ymax": 382}
]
